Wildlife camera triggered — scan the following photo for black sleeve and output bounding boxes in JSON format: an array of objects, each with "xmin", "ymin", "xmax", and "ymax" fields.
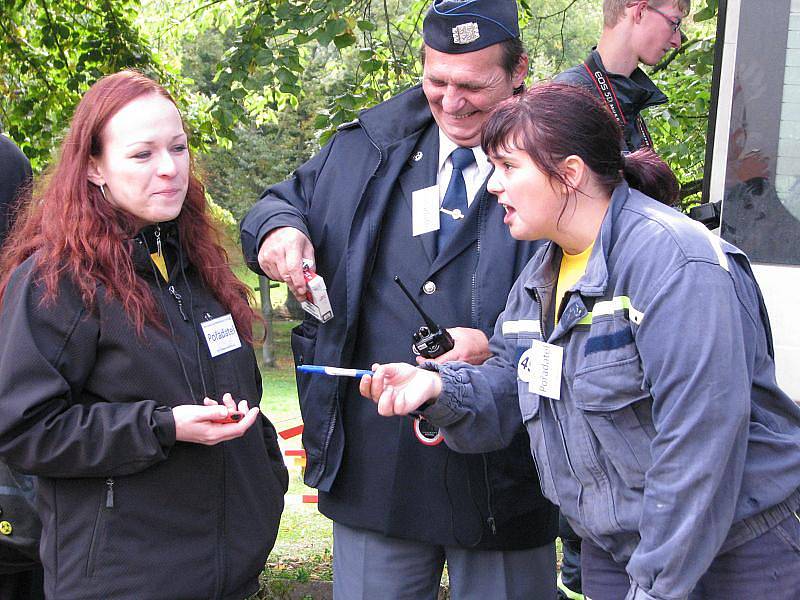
[
  {"xmin": 0, "ymin": 135, "xmax": 33, "ymax": 247},
  {"xmin": 0, "ymin": 262, "xmax": 174, "ymax": 478}
]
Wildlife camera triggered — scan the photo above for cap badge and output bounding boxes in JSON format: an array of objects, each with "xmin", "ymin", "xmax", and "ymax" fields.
[{"xmin": 452, "ymin": 22, "xmax": 480, "ymax": 44}]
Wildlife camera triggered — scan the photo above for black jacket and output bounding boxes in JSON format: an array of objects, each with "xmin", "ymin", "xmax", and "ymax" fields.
[
  {"xmin": 0, "ymin": 135, "xmax": 32, "ymax": 246},
  {"xmin": 241, "ymin": 86, "xmax": 557, "ymax": 550},
  {"xmin": 556, "ymin": 50, "xmax": 668, "ymax": 152},
  {"xmin": 0, "ymin": 223, "xmax": 288, "ymax": 600}
]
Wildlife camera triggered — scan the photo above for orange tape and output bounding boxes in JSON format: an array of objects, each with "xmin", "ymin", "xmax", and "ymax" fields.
[
  {"xmin": 285, "ymin": 493, "xmax": 319, "ymax": 505},
  {"xmin": 278, "ymin": 424, "xmax": 304, "ymax": 440}
]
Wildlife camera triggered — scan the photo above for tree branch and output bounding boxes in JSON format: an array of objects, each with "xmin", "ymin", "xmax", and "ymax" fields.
[
  {"xmin": 174, "ymin": 0, "xmax": 239, "ymax": 28},
  {"xmin": 382, "ymin": 0, "xmax": 400, "ymax": 71},
  {"xmin": 679, "ymin": 178, "xmax": 703, "ymax": 199},
  {"xmin": 399, "ymin": 1, "xmax": 428, "ymax": 59},
  {"xmin": 528, "ymin": 0, "xmax": 583, "ymax": 73},
  {"xmin": 41, "ymin": 1, "xmax": 75, "ymax": 78},
  {"xmin": 539, "ymin": 0, "xmax": 581, "ymax": 20},
  {"xmin": 651, "ymin": 36, "xmax": 712, "ymax": 73},
  {"xmin": 0, "ymin": 17, "xmax": 56, "ymax": 93}
]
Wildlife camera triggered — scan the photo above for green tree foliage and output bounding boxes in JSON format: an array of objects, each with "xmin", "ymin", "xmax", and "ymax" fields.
[
  {"xmin": 649, "ymin": 2, "xmax": 718, "ymax": 203},
  {"xmin": 211, "ymin": 0, "xmax": 718, "ymax": 203},
  {"xmin": 213, "ymin": 0, "xmax": 602, "ymax": 143},
  {"xmin": 1, "ymin": 0, "xmax": 720, "ymax": 204},
  {"xmin": 522, "ymin": 0, "xmax": 603, "ymax": 79},
  {"xmin": 0, "ymin": 0, "xmax": 722, "ymax": 339},
  {"xmin": 0, "ymin": 0, "xmax": 164, "ymax": 168},
  {"xmin": 176, "ymin": 18, "xmax": 344, "ymax": 224}
]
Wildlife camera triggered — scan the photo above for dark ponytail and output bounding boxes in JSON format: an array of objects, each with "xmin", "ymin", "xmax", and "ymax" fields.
[
  {"xmin": 622, "ymin": 149, "xmax": 680, "ymax": 206},
  {"xmin": 482, "ymin": 82, "xmax": 679, "ymax": 206}
]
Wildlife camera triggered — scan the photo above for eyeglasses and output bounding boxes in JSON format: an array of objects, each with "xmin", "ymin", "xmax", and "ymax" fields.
[{"xmin": 647, "ymin": 4, "xmax": 682, "ymax": 33}]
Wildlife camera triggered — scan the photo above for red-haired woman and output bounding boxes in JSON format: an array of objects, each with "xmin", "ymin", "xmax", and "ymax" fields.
[
  {"xmin": 0, "ymin": 70, "xmax": 287, "ymax": 599},
  {"xmin": 359, "ymin": 83, "xmax": 800, "ymax": 600}
]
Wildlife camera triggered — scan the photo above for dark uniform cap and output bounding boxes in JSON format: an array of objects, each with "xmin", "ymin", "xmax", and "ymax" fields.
[{"xmin": 423, "ymin": 0, "xmax": 520, "ymax": 54}]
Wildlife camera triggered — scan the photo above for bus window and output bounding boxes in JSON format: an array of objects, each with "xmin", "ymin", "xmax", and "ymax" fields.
[
  {"xmin": 716, "ymin": 0, "xmax": 800, "ymax": 265},
  {"xmin": 706, "ymin": 0, "xmax": 800, "ymax": 401}
]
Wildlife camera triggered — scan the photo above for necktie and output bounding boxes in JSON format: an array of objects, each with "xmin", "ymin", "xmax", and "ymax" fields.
[{"xmin": 437, "ymin": 147, "xmax": 475, "ymax": 254}]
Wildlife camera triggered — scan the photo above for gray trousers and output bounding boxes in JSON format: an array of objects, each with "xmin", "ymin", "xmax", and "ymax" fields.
[
  {"xmin": 581, "ymin": 512, "xmax": 800, "ymax": 600},
  {"xmin": 332, "ymin": 521, "xmax": 557, "ymax": 600}
]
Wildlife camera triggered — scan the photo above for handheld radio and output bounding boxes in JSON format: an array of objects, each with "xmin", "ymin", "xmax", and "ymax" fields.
[{"xmin": 393, "ymin": 276, "xmax": 454, "ymax": 358}]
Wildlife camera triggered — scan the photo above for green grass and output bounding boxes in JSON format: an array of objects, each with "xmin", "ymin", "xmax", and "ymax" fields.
[
  {"xmin": 221, "ymin": 227, "xmax": 335, "ymax": 596},
  {"xmin": 251, "ymin": 317, "xmax": 335, "ymax": 594}
]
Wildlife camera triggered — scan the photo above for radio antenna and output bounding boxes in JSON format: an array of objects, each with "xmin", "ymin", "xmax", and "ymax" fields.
[{"xmin": 394, "ymin": 276, "xmax": 440, "ymax": 332}]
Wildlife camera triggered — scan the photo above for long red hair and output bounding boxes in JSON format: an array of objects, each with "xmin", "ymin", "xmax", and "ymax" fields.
[{"xmin": 0, "ymin": 70, "xmax": 257, "ymax": 341}]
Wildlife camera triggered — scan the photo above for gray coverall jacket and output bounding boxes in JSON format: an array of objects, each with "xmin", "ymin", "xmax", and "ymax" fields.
[{"xmin": 421, "ymin": 183, "xmax": 800, "ymax": 600}]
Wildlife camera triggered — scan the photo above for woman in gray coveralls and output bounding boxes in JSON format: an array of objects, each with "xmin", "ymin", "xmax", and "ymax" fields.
[{"xmin": 359, "ymin": 82, "xmax": 800, "ymax": 600}]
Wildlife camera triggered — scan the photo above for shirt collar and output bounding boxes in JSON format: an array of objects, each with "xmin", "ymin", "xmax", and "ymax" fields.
[{"xmin": 437, "ymin": 129, "xmax": 491, "ymax": 177}]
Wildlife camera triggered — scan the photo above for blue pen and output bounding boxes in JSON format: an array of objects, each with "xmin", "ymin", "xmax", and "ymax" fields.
[{"xmin": 297, "ymin": 365, "xmax": 374, "ymax": 379}]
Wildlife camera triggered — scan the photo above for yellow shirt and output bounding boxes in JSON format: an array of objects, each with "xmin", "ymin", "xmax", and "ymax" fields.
[{"xmin": 555, "ymin": 243, "xmax": 594, "ymax": 324}]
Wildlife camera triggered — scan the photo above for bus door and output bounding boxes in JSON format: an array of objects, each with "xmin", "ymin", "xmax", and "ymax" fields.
[{"xmin": 704, "ymin": 0, "xmax": 800, "ymax": 400}]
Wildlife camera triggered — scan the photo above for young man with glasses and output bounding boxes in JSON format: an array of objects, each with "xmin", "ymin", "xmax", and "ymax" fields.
[
  {"xmin": 554, "ymin": 3, "xmax": 690, "ymax": 597},
  {"xmin": 556, "ymin": 0, "xmax": 690, "ymax": 152}
]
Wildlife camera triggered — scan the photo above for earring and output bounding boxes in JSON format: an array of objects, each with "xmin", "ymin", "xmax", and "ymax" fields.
[{"xmin": 99, "ymin": 184, "xmax": 107, "ymax": 200}]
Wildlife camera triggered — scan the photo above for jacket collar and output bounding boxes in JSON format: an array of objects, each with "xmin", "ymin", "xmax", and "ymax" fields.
[
  {"xmin": 579, "ymin": 182, "xmax": 631, "ymax": 296},
  {"xmin": 588, "ymin": 49, "xmax": 668, "ymax": 115},
  {"xmin": 523, "ymin": 182, "xmax": 632, "ymax": 299},
  {"xmin": 131, "ymin": 221, "xmax": 188, "ymax": 275},
  {"xmin": 356, "ymin": 84, "xmax": 434, "ymax": 150}
]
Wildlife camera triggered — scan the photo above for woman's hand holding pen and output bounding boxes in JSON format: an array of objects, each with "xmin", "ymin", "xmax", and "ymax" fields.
[
  {"xmin": 173, "ymin": 393, "xmax": 260, "ymax": 445},
  {"xmin": 359, "ymin": 363, "xmax": 442, "ymax": 416}
]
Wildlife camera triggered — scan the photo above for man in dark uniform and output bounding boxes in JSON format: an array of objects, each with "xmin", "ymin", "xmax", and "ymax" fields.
[
  {"xmin": 556, "ymin": 0, "xmax": 690, "ymax": 152},
  {"xmin": 241, "ymin": 1, "xmax": 558, "ymax": 598},
  {"xmin": 554, "ymin": 3, "xmax": 690, "ymax": 597},
  {"xmin": 0, "ymin": 133, "xmax": 43, "ymax": 600}
]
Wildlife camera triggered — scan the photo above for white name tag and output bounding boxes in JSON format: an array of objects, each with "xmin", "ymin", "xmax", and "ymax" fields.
[
  {"xmin": 412, "ymin": 185, "xmax": 441, "ymax": 236},
  {"xmin": 517, "ymin": 339, "xmax": 563, "ymax": 400},
  {"xmin": 200, "ymin": 314, "xmax": 242, "ymax": 358}
]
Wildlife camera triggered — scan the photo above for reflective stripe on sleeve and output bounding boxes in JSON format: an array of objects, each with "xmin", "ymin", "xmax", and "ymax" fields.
[
  {"xmin": 690, "ymin": 219, "xmax": 730, "ymax": 272},
  {"xmin": 576, "ymin": 295, "xmax": 644, "ymax": 325},
  {"xmin": 707, "ymin": 234, "xmax": 730, "ymax": 272},
  {"xmin": 502, "ymin": 319, "xmax": 541, "ymax": 335}
]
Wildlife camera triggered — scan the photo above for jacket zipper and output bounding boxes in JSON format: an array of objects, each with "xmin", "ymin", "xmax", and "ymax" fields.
[
  {"xmin": 311, "ymin": 122, "xmax": 383, "ymax": 487},
  {"xmin": 473, "ymin": 192, "xmax": 498, "ymax": 535},
  {"xmin": 105, "ymin": 477, "xmax": 115, "ymax": 508},
  {"xmin": 470, "ymin": 188, "xmax": 486, "ymax": 329},
  {"xmin": 154, "ymin": 224, "xmax": 163, "ymax": 259},
  {"xmin": 532, "ymin": 288, "xmax": 546, "ymax": 340},
  {"xmin": 215, "ymin": 446, "xmax": 226, "ymax": 598},
  {"xmin": 532, "ymin": 287, "xmax": 571, "ymax": 472},
  {"xmin": 86, "ymin": 478, "xmax": 114, "ymax": 576},
  {"xmin": 481, "ymin": 455, "xmax": 497, "ymax": 535},
  {"xmin": 532, "ymin": 287, "xmax": 584, "ymax": 515},
  {"xmin": 168, "ymin": 285, "xmax": 189, "ymax": 321}
]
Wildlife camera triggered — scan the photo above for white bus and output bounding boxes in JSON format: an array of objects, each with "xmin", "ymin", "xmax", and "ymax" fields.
[{"xmin": 702, "ymin": 0, "xmax": 800, "ymax": 400}]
